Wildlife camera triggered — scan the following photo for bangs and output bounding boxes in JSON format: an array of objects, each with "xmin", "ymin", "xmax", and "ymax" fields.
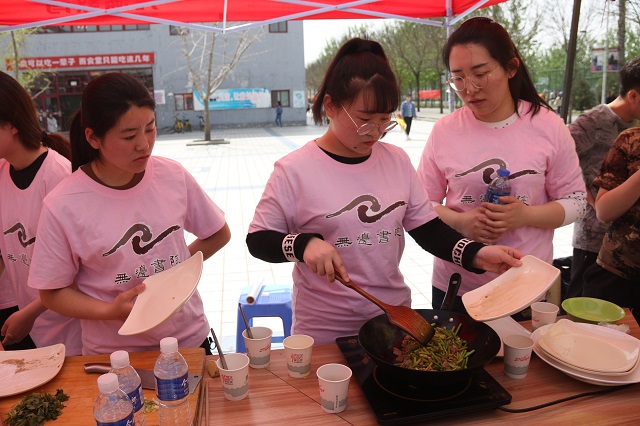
[{"xmin": 328, "ymin": 51, "xmax": 399, "ymax": 113}]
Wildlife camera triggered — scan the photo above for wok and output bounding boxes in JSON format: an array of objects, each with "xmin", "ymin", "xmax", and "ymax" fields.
[{"xmin": 358, "ymin": 274, "xmax": 501, "ymax": 387}]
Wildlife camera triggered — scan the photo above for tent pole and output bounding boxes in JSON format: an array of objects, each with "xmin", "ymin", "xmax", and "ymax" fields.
[{"xmin": 561, "ymin": 0, "xmax": 582, "ymax": 123}]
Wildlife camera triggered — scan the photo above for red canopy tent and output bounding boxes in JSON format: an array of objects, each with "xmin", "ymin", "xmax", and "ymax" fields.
[{"xmin": 1, "ymin": 0, "xmax": 507, "ymax": 33}]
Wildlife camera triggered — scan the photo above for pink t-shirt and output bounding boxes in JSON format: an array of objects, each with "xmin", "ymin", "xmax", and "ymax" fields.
[
  {"xmin": 29, "ymin": 156, "xmax": 226, "ymax": 355},
  {"xmin": 0, "ymin": 151, "xmax": 82, "ymax": 355},
  {"xmin": 417, "ymin": 102, "xmax": 586, "ymax": 294},
  {"xmin": 249, "ymin": 141, "xmax": 438, "ymax": 344},
  {"xmin": 0, "ymin": 274, "xmax": 17, "ymax": 310}
]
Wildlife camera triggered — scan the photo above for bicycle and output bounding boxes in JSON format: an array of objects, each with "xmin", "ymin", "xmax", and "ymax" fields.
[
  {"xmin": 173, "ymin": 115, "xmax": 184, "ymax": 133},
  {"xmin": 183, "ymin": 115, "xmax": 192, "ymax": 133}
]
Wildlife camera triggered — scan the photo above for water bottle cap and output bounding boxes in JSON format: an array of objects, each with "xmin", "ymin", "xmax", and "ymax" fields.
[
  {"xmin": 97, "ymin": 373, "xmax": 119, "ymax": 393},
  {"xmin": 110, "ymin": 350, "xmax": 130, "ymax": 369},
  {"xmin": 160, "ymin": 336, "xmax": 179, "ymax": 353},
  {"xmin": 497, "ymin": 168, "xmax": 510, "ymax": 177}
]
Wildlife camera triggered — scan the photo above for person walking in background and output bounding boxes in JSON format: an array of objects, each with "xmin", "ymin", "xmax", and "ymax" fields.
[
  {"xmin": 399, "ymin": 94, "xmax": 416, "ymax": 140},
  {"xmin": 567, "ymin": 57, "xmax": 640, "ymax": 299},
  {"xmin": 553, "ymin": 92, "xmax": 563, "ymax": 115},
  {"xmin": 583, "ymin": 127, "xmax": 640, "ymax": 324},
  {"xmin": 275, "ymin": 101, "xmax": 283, "ymax": 127},
  {"xmin": 28, "ymin": 73, "xmax": 231, "ymax": 355},
  {"xmin": 0, "ymin": 71, "xmax": 82, "ymax": 354},
  {"xmin": 246, "ymin": 37, "xmax": 523, "ymax": 345},
  {"xmin": 46, "ymin": 112, "xmax": 58, "ymax": 133},
  {"xmin": 416, "ymin": 17, "xmax": 586, "ymax": 314},
  {"xmin": 605, "ymin": 89, "xmax": 617, "ymax": 104}
]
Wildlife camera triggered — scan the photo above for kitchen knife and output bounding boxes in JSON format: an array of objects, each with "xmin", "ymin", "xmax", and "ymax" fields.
[{"xmin": 84, "ymin": 362, "xmax": 201, "ymax": 394}]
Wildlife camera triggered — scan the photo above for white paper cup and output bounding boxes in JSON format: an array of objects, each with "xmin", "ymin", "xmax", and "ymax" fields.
[
  {"xmin": 503, "ymin": 335, "xmax": 534, "ymax": 379},
  {"xmin": 531, "ymin": 301, "xmax": 559, "ymax": 331},
  {"xmin": 215, "ymin": 353, "xmax": 250, "ymax": 400},
  {"xmin": 317, "ymin": 363, "xmax": 352, "ymax": 413},
  {"xmin": 283, "ymin": 334, "xmax": 314, "ymax": 378},
  {"xmin": 242, "ymin": 326, "xmax": 272, "ymax": 368}
]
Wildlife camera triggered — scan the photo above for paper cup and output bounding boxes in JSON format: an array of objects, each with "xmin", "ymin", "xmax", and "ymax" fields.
[
  {"xmin": 215, "ymin": 353, "xmax": 250, "ymax": 400},
  {"xmin": 242, "ymin": 326, "xmax": 272, "ymax": 368},
  {"xmin": 317, "ymin": 363, "xmax": 352, "ymax": 413},
  {"xmin": 531, "ymin": 301, "xmax": 559, "ymax": 331},
  {"xmin": 503, "ymin": 335, "xmax": 534, "ymax": 379},
  {"xmin": 283, "ymin": 334, "xmax": 314, "ymax": 378}
]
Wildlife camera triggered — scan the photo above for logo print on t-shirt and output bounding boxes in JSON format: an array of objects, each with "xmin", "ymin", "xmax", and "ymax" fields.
[
  {"xmin": 103, "ymin": 223, "xmax": 181, "ymax": 256},
  {"xmin": 325, "ymin": 194, "xmax": 407, "ymax": 223},
  {"xmin": 3, "ymin": 222, "xmax": 35, "ymax": 248},
  {"xmin": 455, "ymin": 159, "xmax": 539, "ymax": 184}
]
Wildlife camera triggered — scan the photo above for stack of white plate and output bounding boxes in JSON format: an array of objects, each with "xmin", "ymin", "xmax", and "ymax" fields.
[{"xmin": 531, "ymin": 319, "xmax": 640, "ymax": 386}]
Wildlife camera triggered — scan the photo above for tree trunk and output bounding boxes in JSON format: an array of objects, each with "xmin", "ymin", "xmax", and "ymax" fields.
[
  {"xmin": 11, "ymin": 31, "xmax": 19, "ymax": 81},
  {"xmin": 414, "ymin": 72, "xmax": 420, "ymax": 112},
  {"xmin": 618, "ymin": 0, "xmax": 626, "ymax": 67}
]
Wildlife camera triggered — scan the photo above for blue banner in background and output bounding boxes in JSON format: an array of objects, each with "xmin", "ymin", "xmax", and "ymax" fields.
[{"xmin": 194, "ymin": 88, "xmax": 271, "ymax": 110}]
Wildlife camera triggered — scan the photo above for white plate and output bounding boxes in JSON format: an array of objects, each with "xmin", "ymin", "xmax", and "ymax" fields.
[
  {"xmin": 0, "ymin": 344, "xmax": 66, "ymax": 397},
  {"xmin": 532, "ymin": 324, "xmax": 640, "ymax": 386},
  {"xmin": 119, "ymin": 251, "xmax": 204, "ymax": 336},
  {"xmin": 462, "ymin": 255, "xmax": 560, "ymax": 321},
  {"xmin": 538, "ymin": 319, "xmax": 639, "ymax": 374},
  {"xmin": 485, "ymin": 316, "xmax": 531, "ymax": 357}
]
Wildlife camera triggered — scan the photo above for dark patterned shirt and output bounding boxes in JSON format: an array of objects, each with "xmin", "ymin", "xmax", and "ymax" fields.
[
  {"xmin": 593, "ymin": 128, "xmax": 640, "ymax": 280},
  {"xmin": 569, "ymin": 105, "xmax": 634, "ymax": 252}
]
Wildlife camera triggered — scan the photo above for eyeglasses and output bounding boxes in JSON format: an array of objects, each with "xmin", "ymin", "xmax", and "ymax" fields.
[
  {"xmin": 447, "ymin": 65, "xmax": 501, "ymax": 92},
  {"xmin": 340, "ymin": 105, "xmax": 398, "ymax": 136}
]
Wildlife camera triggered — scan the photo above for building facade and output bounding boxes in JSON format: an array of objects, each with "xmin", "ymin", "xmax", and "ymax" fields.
[{"xmin": 2, "ymin": 21, "xmax": 306, "ymax": 131}]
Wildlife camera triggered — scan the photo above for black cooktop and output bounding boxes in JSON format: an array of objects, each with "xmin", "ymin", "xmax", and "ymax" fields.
[{"xmin": 336, "ymin": 336, "xmax": 512, "ymax": 425}]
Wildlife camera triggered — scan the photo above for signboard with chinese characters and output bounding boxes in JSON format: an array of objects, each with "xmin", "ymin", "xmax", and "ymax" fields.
[
  {"xmin": 6, "ymin": 52, "xmax": 155, "ymax": 70},
  {"xmin": 193, "ymin": 88, "xmax": 271, "ymax": 110}
]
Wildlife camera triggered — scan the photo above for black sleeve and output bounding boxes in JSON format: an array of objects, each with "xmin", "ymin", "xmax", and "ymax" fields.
[
  {"xmin": 246, "ymin": 230, "xmax": 324, "ymax": 263},
  {"xmin": 407, "ymin": 218, "xmax": 486, "ymax": 274}
]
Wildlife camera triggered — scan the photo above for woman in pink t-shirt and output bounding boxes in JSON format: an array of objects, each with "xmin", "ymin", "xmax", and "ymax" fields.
[
  {"xmin": 0, "ymin": 71, "xmax": 82, "ymax": 354},
  {"xmin": 247, "ymin": 38, "xmax": 524, "ymax": 344},
  {"xmin": 28, "ymin": 73, "xmax": 230, "ymax": 355},
  {"xmin": 416, "ymin": 17, "xmax": 587, "ymax": 313}
]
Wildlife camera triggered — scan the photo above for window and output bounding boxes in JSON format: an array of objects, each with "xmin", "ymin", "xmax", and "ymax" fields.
[
  {"xmin": 175, "ymin": 93, "xmax": 194, "ymax": 111},
  {"xmin": 170, "ymin": 26, "xmax": 189, "ymax": 36},
  {"xmin": 271, "ymin": 90, "xmax": 290, "ymax": 107},
  {"xmin": 37, "ymin": 24, "xmax": 149, "ymax": 33},
  {"xmin": 268, "ymin": 21, "xmax": 288, "ymax": 33}
]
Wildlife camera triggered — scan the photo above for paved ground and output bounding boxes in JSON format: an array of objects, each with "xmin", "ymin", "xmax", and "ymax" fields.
[{"xmin": 152, "ymin": 108, "xmax": 574, "ymax": 352}]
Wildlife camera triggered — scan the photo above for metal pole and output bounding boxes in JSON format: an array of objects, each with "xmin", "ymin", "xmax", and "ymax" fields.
[{"xmin": 561, "ymin": 0, "xmax": 582, "ymax": 123}]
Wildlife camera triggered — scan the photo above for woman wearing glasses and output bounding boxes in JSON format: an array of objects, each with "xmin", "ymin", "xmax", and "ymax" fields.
[
  {"xmin": 246, "ymin": 37, "xmax": 523, "ymax": 344},
  {"xmin": 417, "ymin": 18, "xmax": 586, "ymax": 312}
]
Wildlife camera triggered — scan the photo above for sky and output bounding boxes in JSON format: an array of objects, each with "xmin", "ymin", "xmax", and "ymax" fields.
[{"xmin": 303, "ymin": 19, "xmax": 393, "ymax": 65}]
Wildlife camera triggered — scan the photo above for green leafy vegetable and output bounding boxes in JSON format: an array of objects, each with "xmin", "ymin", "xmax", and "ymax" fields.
[
  {"xmin": 394, "ymin": 324, "xmax": 475, "ymax": 371},
  {"xmin": 5, "ymin": 389, "xmax": 69, "ymax": 426}
]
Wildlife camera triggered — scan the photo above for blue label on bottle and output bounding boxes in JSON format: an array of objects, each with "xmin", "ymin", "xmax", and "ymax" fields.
[
  {"xmin": 485, "ymin": 187, "xmax": 510, "ymax": 204},
  {"xmin": 96, "ymin": 412, "xmax": 134, "ymax": 426},
  {"xmin": 156, "ymin": 373, "xmax": 189, "ymax": 401},
  {"xmin": 127, "ymin": 385, "xmax": 144, "ymax": 413}
]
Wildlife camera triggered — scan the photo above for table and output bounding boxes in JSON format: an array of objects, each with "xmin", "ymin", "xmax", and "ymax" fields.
[
  {"xmin": 203, "ymin": 310, "xmax": 640, "ymax": 425},
  {"xmin": 0, "ymin": 347, "xmax": 205, "ymax": 425}
]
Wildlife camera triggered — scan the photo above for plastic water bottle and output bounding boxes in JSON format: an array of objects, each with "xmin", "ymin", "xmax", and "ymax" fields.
[
  {"xmin": 485, "ymin": 168, "xmax": 511, "ymax": 204},
  {"xmin": 110, "ymin": 351, "xmax": 146, "ymax": 426},
  {"xmin": 94, "ymin": 373, "xmax": 135, "ymax": 426},
  {"xmin": 154, "ymin": 337, "xmax": 191, "ymax": 426}
]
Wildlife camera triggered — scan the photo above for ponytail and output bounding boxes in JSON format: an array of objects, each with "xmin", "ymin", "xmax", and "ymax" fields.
[{"xmin": 41, "ymin": 132, "xmax": 71, "ymax": 161}]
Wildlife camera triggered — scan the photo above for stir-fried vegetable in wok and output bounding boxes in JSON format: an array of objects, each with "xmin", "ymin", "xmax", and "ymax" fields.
[{"xmin": 393, "ymin": 323, "xmax": 475, "ymax": 372}]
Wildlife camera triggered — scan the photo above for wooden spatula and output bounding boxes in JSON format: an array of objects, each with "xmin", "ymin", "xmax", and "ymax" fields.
[{"xmin": 335, "ymin": 275, "xmax": 435, "ymax": 346}]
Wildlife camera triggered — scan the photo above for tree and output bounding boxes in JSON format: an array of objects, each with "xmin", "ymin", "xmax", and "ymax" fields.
[
  {"xmin": 179, "ymin": 26, "xmax": 263, "ymax": 141},
  {"xmin": 0, "ymin": 28, "xmax": 52, "ymax": 98}
]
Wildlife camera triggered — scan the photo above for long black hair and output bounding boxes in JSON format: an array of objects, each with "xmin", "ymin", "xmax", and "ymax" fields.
[
  {"xmin": 69, "ymin": 72, "xmax": 155, "ymax": 171},
  {"xmin": 311, "ymin": 37, "xmax": 400, "ymax": 124},
  {"xmin": 442, "ymin": 17, "xmax": 551, "ymax": 116},
  {"xmin": 0, "ymin": 71, "xmax": 70, "ymax": 160}
]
